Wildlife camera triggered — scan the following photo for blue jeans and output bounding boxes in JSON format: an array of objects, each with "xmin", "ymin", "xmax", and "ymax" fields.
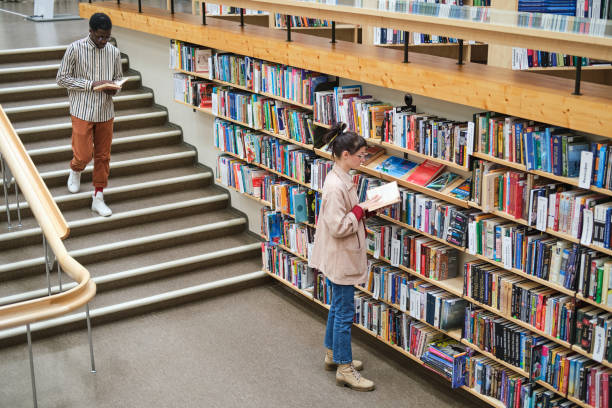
[{"xmin": 324, "ymin": 278, "xmax": 355, "ymax": 364}]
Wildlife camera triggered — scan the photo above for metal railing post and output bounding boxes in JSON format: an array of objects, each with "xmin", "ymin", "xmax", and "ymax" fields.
[
  {"xmin": 1, "ymin": 155, "xmax": 12, "ymax": 229},
  {"xmin": 27, "ymin": 324, "xmax": 38, "ymax": 408},
  {"xmin": 403, "ymin": 31, "xmax": 409, "ymax": 63},
  {"xmin": 202, "ymin": 2, "xmax": 206, "ymax": 25},
  {"xmin": 573, "ymin": 57, "xmax": 582, "ymax": 95},
  {"xmin": 86, "ymin": 304, "xmax": 96, "ymax": 373},
  {"xmin": 457, "ymin": 39, "xmax": 464, "ymax": 65},
  {"xmin": 286, "ymin": 14, "xmax": 291, "ymax": 42},
  {"xmin": 331, "ymin": 21, "xmax": 336, "ymax": 44},
  {"xmin": 240, "ymin": 8, "xmax": 244, "ymax": 27},
  {"xmin": 138, "ymin": 0, "xmax": 142, "ymax": 13},
  {"xmin": 43, "ymin": 235, "xmax": 53, "ymax": 296}
]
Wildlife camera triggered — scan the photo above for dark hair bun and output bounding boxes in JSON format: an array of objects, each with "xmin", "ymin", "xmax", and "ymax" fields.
[{"xmin": 322, "ymin": 122, "xmax": 346, "ymax": 146}]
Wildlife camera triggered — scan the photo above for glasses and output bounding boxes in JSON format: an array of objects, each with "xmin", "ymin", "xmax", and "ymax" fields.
[
  {"xmin": 94, "ymin": 35, "xmax": 111, "ymax": 41},
  {"xmin": 354, "ymin": 153, "xmax": 368, "ymax": 160}
]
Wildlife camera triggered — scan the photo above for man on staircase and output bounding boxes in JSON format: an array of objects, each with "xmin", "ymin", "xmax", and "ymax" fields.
[{"xmin": 56, "ymin": 12, "xmax": 123, "ymax": 217}]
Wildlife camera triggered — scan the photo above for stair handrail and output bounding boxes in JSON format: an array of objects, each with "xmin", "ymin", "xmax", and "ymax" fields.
[{"xmin": 0, "ymin": 105, "xmax": 96, "ymax": 330}]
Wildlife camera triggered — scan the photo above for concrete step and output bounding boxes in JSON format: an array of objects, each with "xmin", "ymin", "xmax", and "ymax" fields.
[
  {"xmin": 12, "ymin": 105, "xmax": 169, "ymax": 141},
  {"xmin": 0, "ymin": 57, "xmax": 129, "ymax": 83},
  {"xmin": 1, "ymin": 165, "xmax": 214, "ymax": 225},
  {"xmin": 0, "ymin": 183, "xmax": 229, "ymax": 249},
  {"xmin": 0, "ymin": 208, "xmax": 252, "ymax": 281},
  {"xmin": 0, "ymin": 234, "xmax": 261, "ymax": 306},
  {"xmin": 0, "ymin": 144, "xmax": 197, "ymax": 196},
  {"xmin": 0, "ymin": 70, "xmax": 141, "ymax": 103},
  {"xmin": 0, "ymin": 270, "xmax": 267, "ymax": 347},
  {"xmin": 3, "ymin": 88, "xmax": 155, "ymax": 122}
]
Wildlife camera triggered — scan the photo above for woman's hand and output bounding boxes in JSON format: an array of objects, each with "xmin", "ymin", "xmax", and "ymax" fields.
[{"xmin": 358, "ymin": 194, "xmax": 382, "ymax": 211}]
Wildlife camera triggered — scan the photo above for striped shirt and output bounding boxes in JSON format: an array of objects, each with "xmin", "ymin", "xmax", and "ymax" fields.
[{"xmin": 56, "ymin": 36, "xmax": 123, "ymax": 122}]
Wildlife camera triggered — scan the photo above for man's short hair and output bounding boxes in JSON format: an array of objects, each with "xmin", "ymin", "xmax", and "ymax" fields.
[{"xmin": 89, "ymin": 13, "xmax": 112, "ymax": 31}]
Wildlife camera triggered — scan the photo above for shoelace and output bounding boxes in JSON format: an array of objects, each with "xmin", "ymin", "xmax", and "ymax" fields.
[{"xmin": 350, "ymin": 364, "xmax": 361, "ymax": 382}]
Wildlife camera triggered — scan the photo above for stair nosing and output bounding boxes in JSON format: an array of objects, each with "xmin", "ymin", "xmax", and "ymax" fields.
[
  {"xmin": 0, "ymin": 57, "xmax": 128, "ymax": 75},
  {"xmin": 3, "ymin": 92, "xmax": 154, "ymax": 114},
  {"xmin": 14, "ymin": 110, "xmax": 167, "ymax": 134},
  {"xmin": 0, "ymin": 45, "xmax": 69, "ymax": 55},
  {"xmin": 27, "ymin": 129, "xmax": 182, "ymax": 157},
  {"xmin": 0, "ymin": 271, "xmax": 266, "ymax": 339},
  {"xmin": 0, "ymin": 193, "xmax": 229, "ymax": 243},
  {"xmin": 0, "ymin": 243, "xmax": 262, "ymax": 306},
  {"xmin": 0, "ymin": 74, "xmax": 140, "ymax": 95},
  {"xmin": 0, "ymin": 217, "xmax": 248, "ymax": 274},
  {"xmin": 0, "ymin": 171, "xmax": 212, "ymax": 214}
]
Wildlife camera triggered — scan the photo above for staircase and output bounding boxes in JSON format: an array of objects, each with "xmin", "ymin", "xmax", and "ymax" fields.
[{"xmin": 0, "ymin": 44, "xmax": 265, "ymax": 346}]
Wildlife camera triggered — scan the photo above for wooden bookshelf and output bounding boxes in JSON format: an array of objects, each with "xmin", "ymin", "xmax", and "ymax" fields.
[
  {"xmin": 82, "ymin": 2, "xmax": 612, "ymax": 138},
  {"xmin": 313, "ymin": 121, "xmax": 331, "ymax": 129},
  {"xmin": 471, "ymin": 151, "xmax": 612, "ymax": 198},
  {"xmin": 460, "ymin": 338, "xmax": 530, "ymax": 377},
  {"xmin": 565, "ymin": 395, "xmax": 595, "ymax": 408},
  {"xmin": 571, "ymin": 346, "xmax": 612, "ymax": 370},
  {"xmin": 175, "ymin": 68, "xmax": 315, "ymax": 110},
  {"xmin": 575, "ymin": 293, "xmax": 612, "ymax": 313},
  {"xmin": 215, "ymin": 178, "xmax": 273, "ymax": 206},
  {"xmin": 375, "ymin": 140, "xmax": 470, "ymax": 172},
  {"xmin": 214, "ymin": 147, "xmax": 317, "ymax": 191}
]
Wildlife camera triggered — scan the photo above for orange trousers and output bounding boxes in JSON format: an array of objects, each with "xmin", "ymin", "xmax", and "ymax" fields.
[{"xmin": 69, "ymin": 115, "xmax": 114, "ymax": 189}]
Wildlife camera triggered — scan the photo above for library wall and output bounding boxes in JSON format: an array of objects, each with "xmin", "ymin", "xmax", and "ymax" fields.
[{"xmin": 113, "ymin": 26, "xmax": 263, "ymax": 233}]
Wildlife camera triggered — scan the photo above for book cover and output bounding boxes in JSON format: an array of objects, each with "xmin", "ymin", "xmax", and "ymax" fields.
[
  {"xmin": 374, "ymin": 156, "xmax": 417, "ymax": 178},
  {"xmin": 406, "ymin": 160, "xmax": 445, "ymax": 186}
]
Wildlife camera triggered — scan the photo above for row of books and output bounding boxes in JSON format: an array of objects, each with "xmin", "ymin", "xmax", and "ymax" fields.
[
  {"xmin": 273, "ymin": 13, "xmax": 332, "ymax": 28},
  {"xmin": 261, "ymin": 210, "xmax": 315, "ymax": 255},
  {"xmin": 169, "ymin": 40, "xmax": 211, "ymax": 74},
  {"xmin": 216, "ymin": 155, "xmax": 271, "ymax": 200},
  {"xmin": 213, "ymin": 88, "xmax": 315, "ymax": 145},
  {"xmin": 213, "ymin": 120, "xmax": 320, "ymax": 185},
  {"xmin": 362, "ymin": 260, "xmax": 467, "ymax": 330},
  {"xmin": 511, "ymin": 49, "xmax": 590, "ymax": 70},
  {"xmin": 262, "ymin": 244, "xmax": 315, "ymax": 290},
  {"xmin": 518, "ymin": 0, "xmax": 611, "ymax": 19},
  {"xmin": 366, "ymin": 218, "xmax": 460, "ymax": 280},
  {"xmin": 314, "ymin": 85, "xmax": 472, "ymax": 168},
  {"xmin": 531, "ymin": 341, "xmax": 611, "ymax": 406},
  {"xmin": 464, "ymin": 307, "xmax": 543, "ymax": 371},
  {"xmin": 353, "ymin": 290, "xmax": 468, "ymax": 387},
  {"xmin": 474, "ymin": 112, "xmax": 612, "ymax": 188},
  {"xmin": 172, "ymin": 73, "xmax": 213, "ymax": 108},
  {"xmin": 464, "ymin": 260, "xmax": 576, "ymax": 343},
  {"xmin": 202, "ymin": 6, "xmax": 266, "ymax": 15},
  {"xmin": 210, "ymin": 52, "xmax": 332, "ymax": 107},
  {"xmin": 471, "ymin": 159, "xmax": 612, "ymax": 252}
]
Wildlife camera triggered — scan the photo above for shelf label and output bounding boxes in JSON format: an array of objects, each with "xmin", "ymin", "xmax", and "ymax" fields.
[
  {"xmin": 400, "ymin": 282, "xmax": 407, "ymax": 312},
  {"xmin": 374, "ymin": 234, "xmax": 381, "ymax": 259},
  {"xmin": 390, "ymin": 239, "xmax": 401, "ymax": 267},
  {"xmin": 579, "ymin": 151, "xmax": 593, "ymax": 189},
  {"xmin": 466, "ymin": 122, "xmax": 475, "ymax": 156},
  {"xmin": 536, "ymin": 196, "xmax": 548, "ymax": 232},
  {"xmin": 593, "ymin": 325, "xmax": 606, "ymax": 362},
  {"xmin": 468, "ymin": 222, "xmax": 476, "ymax": 255},
  {"xmin": 580, "ymin": 209, "xmax": 594, "ymax": 246},
  {"xmin": 502, "ymin": 236, "xmax": 512, "ymax": 269},
  {"xmin": 373, "ymin": 276, "xmax": 380, "ymax": 300}
]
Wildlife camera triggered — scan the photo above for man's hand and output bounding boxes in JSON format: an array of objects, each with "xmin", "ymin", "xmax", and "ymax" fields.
[{"xmin": 91, "ymin": 80, "xmax": 113, "ymax": 91}]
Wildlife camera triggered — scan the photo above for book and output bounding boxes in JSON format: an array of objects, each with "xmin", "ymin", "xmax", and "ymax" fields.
[
  {"xmin": 362, "ymin": 145, "xmax": 385, "ymax": 165},
  {"xmin": 93, "ymin": 77, "xmax": 128, "ymax": 91},
  {"xmin": 366, "ymin": 181, "xmax": 401, "ymax": 211},
  {"xmin": 373, "ymin": 156, "xmax": 417, "ymax": 178},
  {"xmin": 405, "ymin": 160, "xmax": 445, "ymax": 186}
]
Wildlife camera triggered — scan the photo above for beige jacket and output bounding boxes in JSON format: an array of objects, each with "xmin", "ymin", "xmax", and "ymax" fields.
[{"xmin": 309, "ymin": 164, "xmax": 368, "ymax": 285}]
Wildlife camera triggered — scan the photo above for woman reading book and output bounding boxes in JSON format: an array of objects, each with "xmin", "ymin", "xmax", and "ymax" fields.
[{"xmin": 309, "ymin": 123, "xmax": 382, "ymax": 392}]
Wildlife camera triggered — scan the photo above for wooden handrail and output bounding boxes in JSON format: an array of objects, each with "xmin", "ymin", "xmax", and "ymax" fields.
[
  {"xmin": 0, "ymin": 106, "xmax": 96, "ymax": 330},
  {"xmin": 208, "ymin": 0, "xmax": 612, "ymax": 61}
]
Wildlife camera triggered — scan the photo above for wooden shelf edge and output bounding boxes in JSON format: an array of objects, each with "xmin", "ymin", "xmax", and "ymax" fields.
[
  {"xmin": 174, "ymin": 68, "xmax": 315, "ymax": 111},
  {"xmin": 215, "ymin": 178, "xmax": 272, "ymax": 206},
  {"xmin": 378, "ymin": 141, "xmax": 470, "ymax": 172},
  {"xmin": 575, "ymin": 293, "xmax": 612, "ymax": 313}
]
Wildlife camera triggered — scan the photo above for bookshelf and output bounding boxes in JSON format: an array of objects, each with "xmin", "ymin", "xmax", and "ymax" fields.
[
  {"xmin": 81, "ymin": 2, "xmax": 612, "ymax": 405},
  {"xmin": 179, "ymin": 48, "xmax": 612, "ymax": 405}
]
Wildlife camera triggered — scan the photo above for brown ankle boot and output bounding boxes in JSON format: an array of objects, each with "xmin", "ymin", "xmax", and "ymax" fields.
[
  {"xmin": 324, "ymin": 349, "xmax": 363, "ymax": 371},
  {"xmin": 336, "ymin": 363, "xmax": 375, "ymax": 391}
]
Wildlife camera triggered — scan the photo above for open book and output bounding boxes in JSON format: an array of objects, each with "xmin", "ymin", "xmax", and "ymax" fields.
[
  {"xmin": 93, "ymin": 78, "xmax": 128, "ymax": 91},
  {"xmin": 365, "ymin": 181, "xmax": 400, "ymax": 211}
]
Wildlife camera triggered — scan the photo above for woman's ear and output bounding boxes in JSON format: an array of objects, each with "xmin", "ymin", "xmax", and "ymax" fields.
[{"xmin": 341, "ymin": 150, "xmax": 350, "ymax": 160}]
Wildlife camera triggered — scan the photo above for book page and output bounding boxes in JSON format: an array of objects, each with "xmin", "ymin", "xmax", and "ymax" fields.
[
  {"xmin": 365, "ymin": 181, "xmax": 400, "ymax": 211},
  {"xmin": 93, "ymin": 78, "xmax": 129, "ymax": 91}
]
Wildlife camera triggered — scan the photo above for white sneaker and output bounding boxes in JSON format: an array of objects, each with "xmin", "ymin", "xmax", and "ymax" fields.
[
  {"xmin": 91, "ymin": 191, "xmax": 112, "ymax": 217},
  {"xmin": 67, "ymin": 170, "xmax": 81, "ymax": 193}
]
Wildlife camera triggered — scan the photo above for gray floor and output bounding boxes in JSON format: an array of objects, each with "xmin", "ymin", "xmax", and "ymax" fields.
[
  {"xmin": 0, "ymin": 284, "xmax": 479, "ymax": 408},
  {"xmin": 0, "ymin": 3, "xmax": 482, "ymax": 407}
]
